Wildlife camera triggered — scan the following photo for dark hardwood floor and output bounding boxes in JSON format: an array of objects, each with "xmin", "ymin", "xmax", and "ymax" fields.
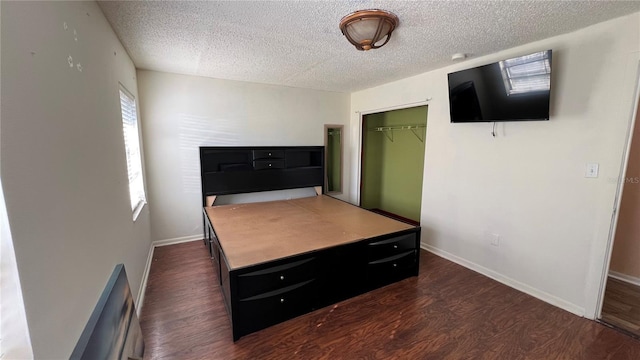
[
  {"xmin": 601, "ymin": 276, "xmax": 640, "ymax": 338},
  {"xmin": 140, "ymin": 241, "xmax": 640, "ymax": 359}
]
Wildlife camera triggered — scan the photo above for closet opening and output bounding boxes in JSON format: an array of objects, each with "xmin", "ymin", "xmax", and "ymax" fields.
[{"xmin": 360, "ymin": 105, "xmax": 428, "ymax": 226}]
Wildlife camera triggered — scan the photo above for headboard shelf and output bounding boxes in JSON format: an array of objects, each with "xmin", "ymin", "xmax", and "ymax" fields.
[{"xmin": 199, "ymin": 146, "xmax": 324, "ymax": 202}]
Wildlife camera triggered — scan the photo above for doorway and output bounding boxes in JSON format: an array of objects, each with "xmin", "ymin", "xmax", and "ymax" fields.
[
  {"xmin": 360, "ymin": 105, "xmax": 427, "ymax": 225},
  {"xmin": 324, "ymin": 125, "xmax": 343, "ymax": 195},
  {"xmin": 600, "ymin": 93, "xmax": 640, "ymax": 338}
]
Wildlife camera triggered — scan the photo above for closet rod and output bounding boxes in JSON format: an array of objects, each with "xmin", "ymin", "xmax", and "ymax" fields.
[
  {"xmin": 369, "ymin": 124, "xmax": 426, "ymax": 142},
  {"xmin": 370, "ymin": 124, "xmax": 426, "ymax": 132}
]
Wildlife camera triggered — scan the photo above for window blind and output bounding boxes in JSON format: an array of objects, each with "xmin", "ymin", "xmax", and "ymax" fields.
[{"xmin": 119, "ymin": 88, "xmax": 146, "ymax": 215}]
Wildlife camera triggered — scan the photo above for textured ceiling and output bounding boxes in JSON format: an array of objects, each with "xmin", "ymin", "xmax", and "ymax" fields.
[{"xmin": 98, "ymin": 1, "xmax": 640, "ymax": 93}]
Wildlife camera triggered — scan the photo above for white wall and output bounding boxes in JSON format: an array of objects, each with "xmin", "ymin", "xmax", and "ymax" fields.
[
  {"xmin": 136, "ymin": 70, "xmax": 350, "ymax": 242},
  {"xmin": 350, "ymin": 13, "xmax": 640, "ymax": 317},
  {"xmin": 1, "ymin": 2, "xmax": 152, "ymax": 358}
]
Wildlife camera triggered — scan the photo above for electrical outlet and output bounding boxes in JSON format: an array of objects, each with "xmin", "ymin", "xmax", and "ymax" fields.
[{"xmin": 490, "ymin": 233, "xmax": 500, "ymax": 246}]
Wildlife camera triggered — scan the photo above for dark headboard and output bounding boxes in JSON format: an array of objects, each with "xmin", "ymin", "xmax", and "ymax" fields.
[{"xmin": 199, "ymin": 146, "xmax": 324, "ymax": 206}]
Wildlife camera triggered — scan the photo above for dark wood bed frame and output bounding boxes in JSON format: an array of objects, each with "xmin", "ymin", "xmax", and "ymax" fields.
[{"xmin": 200, "ymin": 146, "xmax": 421, "ymax": 340}]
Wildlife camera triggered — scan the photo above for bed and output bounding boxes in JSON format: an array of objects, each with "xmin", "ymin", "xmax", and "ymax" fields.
[{"xmin": 200, "ymin": 146, "xmax": 421, "ymax": 340}]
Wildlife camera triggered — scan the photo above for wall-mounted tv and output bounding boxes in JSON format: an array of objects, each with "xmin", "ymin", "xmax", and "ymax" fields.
[{"xmin": 448, "ymin": 50, "xmax": 552, "ymax": 123}]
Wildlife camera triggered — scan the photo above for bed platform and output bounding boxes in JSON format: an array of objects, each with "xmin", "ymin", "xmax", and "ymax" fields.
[{"xmin": 200, "ymin": 146, "xmax": 421, "ymax": 340}]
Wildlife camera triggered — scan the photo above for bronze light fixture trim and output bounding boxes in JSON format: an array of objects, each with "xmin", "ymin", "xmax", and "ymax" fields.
[{"xmin": 339, "ymin": 9, "xmax": 399, "ymax": 51}]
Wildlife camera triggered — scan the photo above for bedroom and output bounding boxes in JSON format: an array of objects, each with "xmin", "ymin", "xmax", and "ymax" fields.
[{"xmin": 1, "ymin": 1, "xmax": 640, "ymax": 358}]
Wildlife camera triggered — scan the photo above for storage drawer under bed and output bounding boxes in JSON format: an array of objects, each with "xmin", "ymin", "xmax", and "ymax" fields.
[
  {"xmin": 366, "ymin": 250, "xmax": 418, "ymax": 287},
  {"xmin": 236, "ymin": 257, "xmax": 318, "ymax": 300},
  {"xmin": 367, "ymin": 233, "xmax": 417, "ymax": 261},
  {"xmin": 235, "ymin": 279, "xmax": 318, "ymax": 336}
]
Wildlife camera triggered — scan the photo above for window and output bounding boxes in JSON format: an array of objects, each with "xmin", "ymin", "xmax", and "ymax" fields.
[
  {"xmin": 499, "ymin": 50, "xmax": 551, "ymax": 95},
  {"xmin": 119, "ymin": 86, "xmax": 146, "ymax": 219}
]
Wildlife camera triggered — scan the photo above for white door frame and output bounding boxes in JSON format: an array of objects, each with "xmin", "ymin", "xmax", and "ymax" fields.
[
  {"xmin": 593, "ymin": 60, "xmax": 640, "ymax": 319},
  {"xmin": 353, "ymin": 100, "xmax": 430, "ymax": 206}
]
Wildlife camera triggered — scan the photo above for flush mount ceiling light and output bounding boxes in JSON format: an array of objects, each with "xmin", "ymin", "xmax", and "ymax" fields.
[{"xmin": 339, "ymin": 9, "xmax": 399, "ymax": 51}]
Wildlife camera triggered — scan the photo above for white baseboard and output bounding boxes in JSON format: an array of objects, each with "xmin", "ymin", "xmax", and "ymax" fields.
[
  {"xmin": 152, "ymin": 234, "xmax": 203, "ymax": 247},
  {"xmin": 135, "ymin": 244, "xmax": 155, "ymax": 316},
  {"xmin": 609, "ymin": 271, "xmax": 640, "ymax": 287},
  {"xmin": 420, "ymin": 243, "xmax": 585, "ymax": 317},
  {"xmin": 135, "ymin": 234, "xmax": 203, "ymax": 315}
]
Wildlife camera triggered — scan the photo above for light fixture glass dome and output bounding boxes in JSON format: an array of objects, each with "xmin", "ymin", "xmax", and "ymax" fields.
[{"xmin": 339, "ymin": 9, "xmax": 399, "ymax": 51}]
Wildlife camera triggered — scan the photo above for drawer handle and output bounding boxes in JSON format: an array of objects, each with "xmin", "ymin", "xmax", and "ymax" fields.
[
  {"xmin": 280, "ymin": 298, "xmax": 285, "ymax": 303},
  {"xmin": 280, "ymin": 275, "xmax": 285, "ymax": 280},
  {"xmin": 269, "ymin": 163, "xmax": 272, "ymax": 167},
  {"xmin": 393, "ymin": 263, "xmax": 397, "ymax": 267},
  {"xmin": 269, "ymin": 152, "xmax": 272, "ymax": 156},
  {"xmin": 393, "ymin": 245, "xmax": 398, "ymax": 249}
]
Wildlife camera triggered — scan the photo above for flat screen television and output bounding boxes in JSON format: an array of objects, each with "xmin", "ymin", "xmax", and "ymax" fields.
[{"xmin": 448, "ymin": 50, "xmax": 552, "ymax": 123}]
